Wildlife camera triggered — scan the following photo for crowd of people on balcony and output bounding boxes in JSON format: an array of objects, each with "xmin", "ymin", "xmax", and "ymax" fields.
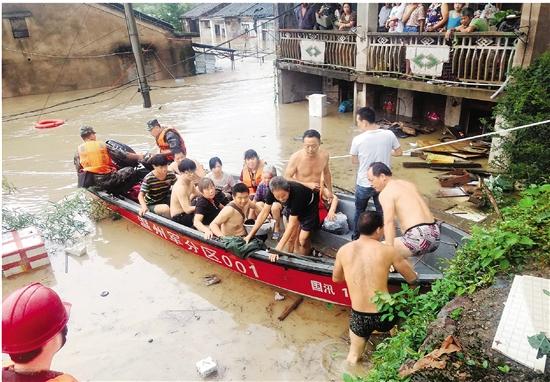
[
  {"xmin": 378, "ymin": 3, "xmax": 492, "ymax": 34},
  {"xmin": 293, "ymin": 3, "xmax": 511, "ymax": 35},
  {"xmin": 294, "ymin": 3, "xmax": 357, "ymax": 31}
]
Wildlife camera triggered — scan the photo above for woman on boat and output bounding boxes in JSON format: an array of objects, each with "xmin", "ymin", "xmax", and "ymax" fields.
[
  {"xmin": 193, "ymin": 178, "xmax": 229, "ymax": 240},
  {"xmin": 206, "ymin": 156, "xmax": 235, "ymax": 199},
  {"xmin": 240, "ymin": 149, "xmax": 265, "ymax": 198}
]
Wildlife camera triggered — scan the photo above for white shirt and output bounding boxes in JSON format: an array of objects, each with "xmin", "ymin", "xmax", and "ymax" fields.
[
  {"xmin": 350, "ymin": 129, "xmax": 400, "ymax": 187},
  {"xmin": 378, "ymin": 5, "xmax": 392, "ymax": 27},
  {"xmin": 388, "ymin": 3, "xmax": 406, "ymax": 33}
]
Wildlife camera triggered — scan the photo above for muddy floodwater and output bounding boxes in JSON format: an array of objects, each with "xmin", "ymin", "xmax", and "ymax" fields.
[{"xmin": 2, "ymin": 57, "xmax": 465, "ymax": 380}]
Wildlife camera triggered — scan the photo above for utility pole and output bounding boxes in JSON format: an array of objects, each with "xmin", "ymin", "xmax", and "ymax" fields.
[{"xmin": 124, "ymin": 3, "xmax": 151, "ymax": 108}]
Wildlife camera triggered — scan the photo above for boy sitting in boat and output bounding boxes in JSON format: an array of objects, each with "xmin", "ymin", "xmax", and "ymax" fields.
[
  {"xmin": 252, "ymin": 166, "xmax": 283, "ymax": 240},
  {"xmin": 332, "ymin": 211, "xmax": 418, "ymax": 364},
  {"xmin": 170, "ymin": 159, "xmax": 200, "ymax": 227},
  {"xmin": 138, "ymin": 154, "xmax": 177, "ymax": 218},
  {"xmin": 193, "ymin": 178, "xmax": 229, "ymax": 239},
  {"xmin": 210, "ymin": 183, "xmax": 254, "ymax": 238}
]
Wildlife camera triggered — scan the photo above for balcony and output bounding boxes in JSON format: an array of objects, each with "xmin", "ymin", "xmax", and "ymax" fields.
[
  {"xmin": 276, "ymin": 30, "xmax": 518, "ymax": 90},
  {"xmin": 277, "ymin": 29, "xmax": 356, "ymax": 73},
  {"xmin": 364, "ymin": 32, "xmax": 518, "ymax": 88}
]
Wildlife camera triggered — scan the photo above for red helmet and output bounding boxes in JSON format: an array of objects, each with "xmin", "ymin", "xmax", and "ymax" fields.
[{"xmin": 2, "ymin": 283, "xmax": 70, "ymax": 354}]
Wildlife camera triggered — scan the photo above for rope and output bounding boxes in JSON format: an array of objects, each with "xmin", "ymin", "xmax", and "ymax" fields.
[
  {"xmin": 404, "ymin": 120, "xmax": 550, "ymax": 154},
  {"xmin": 153, "ymin": 51, "xmax": 176, "ymax": 79},
  {"xmin": 4, "ymin": 5, "xmax": 299, "ymax": 121}
]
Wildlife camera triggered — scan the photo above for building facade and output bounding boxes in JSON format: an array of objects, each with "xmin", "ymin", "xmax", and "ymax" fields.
[
  {"xmin": 2, "ymin": 3, "xmax": 195, "ymax": 97},
  {"xmin": 275, "ymin": 3, "xmax": 549, "ymax": 138}
]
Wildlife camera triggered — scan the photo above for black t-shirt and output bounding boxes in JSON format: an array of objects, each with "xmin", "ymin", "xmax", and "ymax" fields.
[
  {"xmin": 195, "ymin": 190, "xmax": 229, "ymax": 225},
  {"xmin": 265, "ymin": 181, "xmax": 317, "ymax": 217}
]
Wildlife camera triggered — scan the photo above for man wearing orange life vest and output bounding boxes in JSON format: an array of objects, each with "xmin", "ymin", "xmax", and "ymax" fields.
[
  {"xmin": 146, "ymin": 119, "xmax": 187, "ymax": 163},
  {"xmin": 240, "ymin": 149, "xmax": 265, "ymax": 197},
  {"xmin": 75, "ymin": 125, "xmax": 143, "ymax": 195}
]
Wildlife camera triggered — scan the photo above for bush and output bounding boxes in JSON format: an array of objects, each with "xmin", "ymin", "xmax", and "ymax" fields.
[
  {"xmin": 492, "ymin": 52, "xmax": 550, "ymax": 184},
  {"xmin": 349, "ymin": 184, "xmax": 550, "ymax": 382}
]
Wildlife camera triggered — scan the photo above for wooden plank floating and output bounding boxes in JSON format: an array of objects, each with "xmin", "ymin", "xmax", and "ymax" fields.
[{"xmin": 403, "ymin": 162, "xmax": 482, "ymax": 169}]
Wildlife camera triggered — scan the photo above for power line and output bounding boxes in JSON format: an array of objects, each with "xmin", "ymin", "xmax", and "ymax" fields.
[{"xmin": 3, "ymin": 5, "xmax": 299, "ymax": 121}]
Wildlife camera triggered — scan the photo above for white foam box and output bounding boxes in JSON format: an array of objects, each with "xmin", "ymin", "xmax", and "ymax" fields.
[
  {"xmin": 2, "ymin": 227, "xmax": 50, "ymax": 278},
  {"xmin": 308, "ymin": 94, "xmax": 327, "ymax": 117},
  {"xmin": 196, "ymin": 356, "xmax": 217, "ymax": 378}
]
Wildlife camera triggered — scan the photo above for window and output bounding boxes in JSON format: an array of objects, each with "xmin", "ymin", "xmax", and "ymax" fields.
[{"xmin": 9, "ymin": 17, "xmax": 29, "ymax": 38}]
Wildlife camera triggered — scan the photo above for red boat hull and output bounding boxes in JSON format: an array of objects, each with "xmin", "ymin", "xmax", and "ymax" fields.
[{"xmin": 108, "ymin": 203, "xmax": 353, "ymax": 307}]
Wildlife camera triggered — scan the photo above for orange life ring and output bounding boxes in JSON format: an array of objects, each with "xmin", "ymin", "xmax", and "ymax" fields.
[{"xmin": 35, "ymin": 119, "xmax": 64, "ymax": 129}]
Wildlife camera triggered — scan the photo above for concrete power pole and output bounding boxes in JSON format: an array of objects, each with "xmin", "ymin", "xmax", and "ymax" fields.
[{"xmin": 124, "ymin": 3, "xmax": 152, "ymax": 108}]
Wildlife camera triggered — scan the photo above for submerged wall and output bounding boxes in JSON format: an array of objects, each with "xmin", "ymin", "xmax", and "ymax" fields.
[{"xmin": 2, "ymin": 3, "xmax": 195, "ymax": 98}]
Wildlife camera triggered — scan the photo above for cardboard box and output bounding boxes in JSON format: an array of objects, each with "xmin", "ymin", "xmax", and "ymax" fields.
[{"xmin": 2, "ymin": 227, "xmax": 50, "ymax": 278}]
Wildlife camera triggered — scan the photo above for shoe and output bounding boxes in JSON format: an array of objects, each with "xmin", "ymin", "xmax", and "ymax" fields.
[
  {"xmin": 271, "ymin": 232, "xmax": 281, "ymax": 241},
  {"xmin": 311, "ymin": 249, "xmax": 323, "ymax": 258}
]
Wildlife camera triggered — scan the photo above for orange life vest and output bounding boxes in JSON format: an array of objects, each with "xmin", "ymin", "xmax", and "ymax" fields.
[
  {"xmin": 156, "ymin": 128, "xmax": 186, "ymax": 161},
  {"xmin": 242, "ymin": 160, "xmax": 264, "ymax": 194},
  {"xmin": 78, "ymin": 141, "xmax": 116, "ymax": 174}
]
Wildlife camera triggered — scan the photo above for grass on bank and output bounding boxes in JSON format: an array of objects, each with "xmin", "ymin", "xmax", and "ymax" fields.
[{"xmin": 349, "ymin": 184, "xmax": 549, "ymax": 382}]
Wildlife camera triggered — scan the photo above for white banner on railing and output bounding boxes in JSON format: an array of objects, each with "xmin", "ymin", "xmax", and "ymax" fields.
[
  {"xmin": 300, "ymin": 40, "xmax": 325, "ymax": 64},
  {"xmin": 405, "ymin": 46, "xmax": 450, "ymax": 77}
]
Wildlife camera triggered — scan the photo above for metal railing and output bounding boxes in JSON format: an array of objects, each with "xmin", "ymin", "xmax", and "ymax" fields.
[
  {"xmin": 277, "ymin": 29, "xmax": 356, "ymax": 70},
  {"xmin": 276, "ymin": 30, "xmax": 518, "ymax": 87},
  {"xmin": 365, "ymin": 32, "xmax": 518, "ymax": 85}
]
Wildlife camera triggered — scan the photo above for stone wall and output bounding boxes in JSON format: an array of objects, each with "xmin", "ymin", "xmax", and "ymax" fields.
[{"xmin": 2, "ymin": 3, "xmax": 195, "ymax": 97}]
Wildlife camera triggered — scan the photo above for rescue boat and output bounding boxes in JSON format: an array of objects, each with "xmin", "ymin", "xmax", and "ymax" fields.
[{"xmin": 88, "ymin": 189, "xmax": 469, "ymax": 307}]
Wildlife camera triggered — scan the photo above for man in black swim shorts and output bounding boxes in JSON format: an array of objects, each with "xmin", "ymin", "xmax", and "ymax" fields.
[{"xmin": 332, "ymin": 211, "xmax": 418, "ymax": 363}]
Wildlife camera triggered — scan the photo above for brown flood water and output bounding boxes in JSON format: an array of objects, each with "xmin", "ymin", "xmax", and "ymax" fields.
[{"xmin": 2, "ymin": 56, "xmax": 470, "ymax": 380}]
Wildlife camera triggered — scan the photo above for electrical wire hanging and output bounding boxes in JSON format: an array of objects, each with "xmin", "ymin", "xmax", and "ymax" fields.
[{"xmin": 3, "ymin": 4, "xmax": 299, "ymax": 122}]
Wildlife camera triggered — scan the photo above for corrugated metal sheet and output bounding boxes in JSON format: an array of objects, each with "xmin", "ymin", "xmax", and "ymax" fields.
[
  {"xmin": 194, "ymin": 53, "xmax": 217, "ymax": 74},
  {"xmin": 241, "ymin": 3, "xmax": 274, "ymax": 19},
  {"xmin": 210, "ymin": 3, "xmax": 254, "ymax": 18},
  {"xmin": 182, "ymin": 3, "xmax": 224, "ymax": 19}
]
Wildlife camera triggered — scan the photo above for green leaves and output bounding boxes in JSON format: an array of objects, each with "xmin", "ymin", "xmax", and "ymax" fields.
[
  {"xmin": 362, "ymin": 184, "xmax": 549, "ymax": 381},
  {"xmin": 527, "ymin": 332, "xmax": 550, "ymax": 359},
  {"xmin": 497, "ymin": 365, "xmax": 510, "ymax": 373},
  {"xmin": 2, "ymin": 190, "xmax": 114, "ymax": 245},
  {"xmin": 493, "ymin": 52, "xmax": 550, "ymax": 184},
  {"xmin": 343, "ymin": 373, "xmax": 355, "ymax": 382},
  {"xmin": 372, "ymin": 285, "xmax": 420, "ymax": 323}
]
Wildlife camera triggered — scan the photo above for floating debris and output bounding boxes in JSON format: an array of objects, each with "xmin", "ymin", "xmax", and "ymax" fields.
[
  {"xmin": 203, "ymin": 274, "xmax": 221, "ymax": 286},
  {"xmin": 274, "ymin": 292, "xmax": 285, "ymax": 301},
  {"xmin": 196, "ymin": 356, "xmax": 218, "ymax": 378}
]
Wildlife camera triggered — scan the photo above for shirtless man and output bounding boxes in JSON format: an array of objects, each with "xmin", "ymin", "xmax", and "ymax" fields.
[
  {"xmin": 170, "ymin": 159, "xmax": 200, "ymax": 227},
  {"xmin": 210, "ymin": 183, "xmax": 254, "ymax": 238},
  {"xmin": 285, "ymin": 129, "xmax": 333, "ymax": 197},
  {"xmin": 368, "ymin": 162, "xmax": 440, "ymax": 258},
  {"xmin": 284, "ymin": 129, "xmax": 333, "ymax": 250},
  {"xmin": 332, "ymin": 211, "xmax": 418, "ymax": 363}
]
